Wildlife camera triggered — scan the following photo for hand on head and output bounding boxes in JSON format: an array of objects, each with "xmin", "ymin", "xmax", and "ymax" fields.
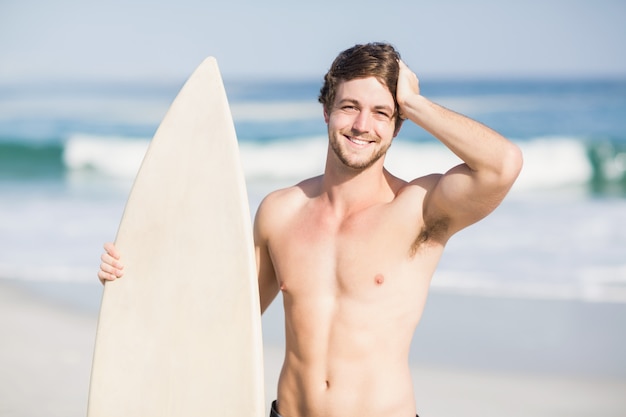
[{"xmin": 395, "ymin": 60, "xmax": 420, "ymax": 120}]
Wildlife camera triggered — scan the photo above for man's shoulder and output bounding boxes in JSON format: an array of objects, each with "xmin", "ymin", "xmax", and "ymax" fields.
[
  {"xmin": 382, "ymin": 173, "xmax": 443, "ymax": 226},
  {"xmin": 261, "ymin": 177, "xmax": 319, "ymax": 207},
  {"xmin": 392, "ymin": 173, "xmax": 441, "ymax": 202},
  {"xmin": 406, "ymin": 173, "xmax": 442, "ymax": 191},
  {"xmin": 255, "ymin": 176, "xmax": 320, "ymax": 227}
]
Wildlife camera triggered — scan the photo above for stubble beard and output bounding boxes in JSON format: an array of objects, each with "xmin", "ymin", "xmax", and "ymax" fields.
[{"xmin": 330, "ymin": 133, "xmax": 392, "ymax": 171}]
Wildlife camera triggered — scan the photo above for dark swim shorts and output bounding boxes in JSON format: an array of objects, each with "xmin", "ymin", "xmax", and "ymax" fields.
[
  {"xmin": 269, "ymin": 400, "xmax": 419, "ymax": 417},
  {"xmin": 269, "ymin": 401, "xmax": 282, "ymax": 417}
]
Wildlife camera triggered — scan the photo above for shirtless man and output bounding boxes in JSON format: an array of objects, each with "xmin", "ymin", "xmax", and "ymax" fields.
[{"xmin": 99, "ymin": 43, "xmax": 523, "ymax": 417}]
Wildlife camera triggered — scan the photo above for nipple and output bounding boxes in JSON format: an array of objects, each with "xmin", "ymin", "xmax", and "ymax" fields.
[
  {"xmin": 279, "ymin": 281, "xmax": 287, "ymax": 291},
  {"xmin": 374, "ymin": 273, "xmax": 385, "ymax": 285}
]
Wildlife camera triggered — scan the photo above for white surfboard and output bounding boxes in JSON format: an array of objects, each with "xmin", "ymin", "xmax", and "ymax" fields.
[{"xmin": 87, "ymin": 57, "xmax": 265, "ymax": 417}]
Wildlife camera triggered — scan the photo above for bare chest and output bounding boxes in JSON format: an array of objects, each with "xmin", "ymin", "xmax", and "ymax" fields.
[{"xmin": 269, "ymin": 207, "xmax": 429, "ymax": 299}]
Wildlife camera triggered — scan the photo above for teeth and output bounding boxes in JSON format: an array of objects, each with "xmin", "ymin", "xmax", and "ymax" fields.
[{"xmin": 350, "ymin": 137, "xmax": 369, "ymax": 145}]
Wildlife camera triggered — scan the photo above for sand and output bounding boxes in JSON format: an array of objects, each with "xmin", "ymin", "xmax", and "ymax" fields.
[
  {"xmin": 0, "ymin": 280, "xmax": 95, "ymax": 417},
  {"xmin": 1, "ymin": 279, "xmax": 625, "ymax": 417}
]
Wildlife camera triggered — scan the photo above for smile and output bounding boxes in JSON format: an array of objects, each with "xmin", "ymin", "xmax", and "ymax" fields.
[{"xmin": 346, "ymin": 136, "xmax": 374, "ymax": 146}]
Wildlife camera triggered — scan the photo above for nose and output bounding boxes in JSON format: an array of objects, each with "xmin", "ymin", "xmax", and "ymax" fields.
[{"xmin": 352, "ymin": 110, "xmax": 371, "ymax": 134}]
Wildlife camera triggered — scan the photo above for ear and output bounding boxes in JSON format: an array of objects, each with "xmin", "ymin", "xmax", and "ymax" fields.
[{"xmin": 323, "ymin": 106, "xmax": 330, "ymax": 124}]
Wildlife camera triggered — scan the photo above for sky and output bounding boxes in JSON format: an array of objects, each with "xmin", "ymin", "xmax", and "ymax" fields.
[{"xmin": 1, "ymin": 0, "xmax": 625, "ymax": 83}]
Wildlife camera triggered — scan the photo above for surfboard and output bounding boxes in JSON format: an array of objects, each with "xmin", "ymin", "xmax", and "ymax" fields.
[{"xmin": 87, "ymin": 57, "xmax": 265, "ymax": 417}]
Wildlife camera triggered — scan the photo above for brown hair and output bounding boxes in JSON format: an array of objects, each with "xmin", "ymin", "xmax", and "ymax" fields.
[{"xmin": 318, "ymin": 42, "xmax": 402, "ymax": 130}]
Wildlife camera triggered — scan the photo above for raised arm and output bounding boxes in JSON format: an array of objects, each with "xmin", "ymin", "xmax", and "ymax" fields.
[{"xmin": 397, "ymin": 60, "xmax": 523, "ymax": 236}]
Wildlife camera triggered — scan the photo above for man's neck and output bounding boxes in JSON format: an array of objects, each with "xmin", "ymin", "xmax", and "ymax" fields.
[{"xmin": 320, "ymin": 154, "xmax": 394, "ymax": 217}]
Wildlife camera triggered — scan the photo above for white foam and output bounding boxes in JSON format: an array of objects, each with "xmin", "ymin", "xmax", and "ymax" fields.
[
  {"xmin": 513, "ymin": 137, "xmax": 593, "ymax": 191},
  {"xmin": 63, "ymin": 134, "xmax": 595, "ymax": 191},
  {"xmin": 240, "ymin": 137, "xmax": 326, "ymax": 180},
  {"xmin": 63, "ymin": 134, "xmax": 149, "ymax": 178}
]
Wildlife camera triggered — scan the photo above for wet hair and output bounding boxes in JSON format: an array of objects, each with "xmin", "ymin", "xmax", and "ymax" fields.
[{"xmin": 318, "ymin": 42, "xmax": 402, "ymax": 130}]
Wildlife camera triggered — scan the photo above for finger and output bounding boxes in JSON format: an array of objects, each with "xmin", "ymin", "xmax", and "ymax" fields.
[
  {"xmin": 97, "ymin": 269, "xmax": 118, "ymax": 284},
  {"xmin": 101, "ymin": 251, "xmax": 124, "ymax": 271},
  {"xmin": 100, "ymin": 261, "xmax": 119, "ymax": 275},
  {"xmin": 99, "ymin": 250, "xmax": 124, "ymax": 278},
  {"xmin": 99, "ymin": 263, "xmax": 122, "ymax": 284},
  {"xmin": 104, "ymin": 242, "xmax": 120, "ymax": 259}
]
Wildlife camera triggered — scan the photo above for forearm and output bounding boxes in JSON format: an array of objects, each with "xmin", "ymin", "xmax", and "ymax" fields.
[{"xmin": 403, "ymin": 94, "xmax": 517, "ymax": 177}]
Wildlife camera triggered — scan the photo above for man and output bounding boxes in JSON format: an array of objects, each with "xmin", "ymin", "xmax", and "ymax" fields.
[{"xmin": 99, "ymin": 43, "xmax": 523, "ymax": 417}]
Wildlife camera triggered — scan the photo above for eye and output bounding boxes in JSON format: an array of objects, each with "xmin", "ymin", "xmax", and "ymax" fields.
[{"xmin": 375, "ymin": 110, "xmax": 391, "ymax": 120}]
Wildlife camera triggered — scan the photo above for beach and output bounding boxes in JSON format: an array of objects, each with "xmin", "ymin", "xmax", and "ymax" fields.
[
  {"xmin": 2, "ymin": 278, "xmax": 625, "ymax": 417},
  {"xmin": 1, "ymin": 76, "xmax": 625, "ymax": 416}
]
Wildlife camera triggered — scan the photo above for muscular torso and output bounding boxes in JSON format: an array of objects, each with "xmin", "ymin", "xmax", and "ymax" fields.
[{"xmin": 259, "ymin": 175, "xmax": 446, "ymax": 417}]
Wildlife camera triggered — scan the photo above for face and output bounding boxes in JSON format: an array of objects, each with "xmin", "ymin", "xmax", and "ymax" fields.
[{"xmin": 324, "ymin": 77, "xmax": 399, "ymax": 171}]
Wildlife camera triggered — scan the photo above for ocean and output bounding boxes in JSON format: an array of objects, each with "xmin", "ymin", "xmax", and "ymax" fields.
[
  {"xmin": 2, "ymin": 76, "xmax": 625, "ymax": 300},
  {"xmin": 2, "ymin": 74, "xmax": 626, "ymax": 379},
  {"xmin": 0, "ymin": 70, "xmax": 626, "ymax": 415}
]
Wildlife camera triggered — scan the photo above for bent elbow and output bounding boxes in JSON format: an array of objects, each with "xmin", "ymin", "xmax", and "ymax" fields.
[
  {"xmin": 503, "ymin": 142, "xmax": 524, "ymax": 183},
  {"xmin": 486, "ymin": 141, "xmax": 523, "ymax": 192}
]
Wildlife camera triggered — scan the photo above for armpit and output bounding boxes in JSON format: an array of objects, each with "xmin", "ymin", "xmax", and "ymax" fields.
[{"xmin": 410, "ymin": 216, "xmax": 450, "ymax": 256}]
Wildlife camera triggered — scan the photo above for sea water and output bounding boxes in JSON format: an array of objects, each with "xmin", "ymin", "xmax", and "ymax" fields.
[{"xmin": 1, "ymin": 77, "xmax": 625, "ymax": 307}]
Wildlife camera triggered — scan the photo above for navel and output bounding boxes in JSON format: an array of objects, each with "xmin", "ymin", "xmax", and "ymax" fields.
[{"xmin": 374, "ymin": 273, "xmax": 385, "ymax": 285}]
